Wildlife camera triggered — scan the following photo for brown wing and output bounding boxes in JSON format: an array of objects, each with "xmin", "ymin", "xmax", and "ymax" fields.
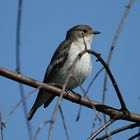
[
  {"xmin": 27, "ymin": 39, "xmax": 73, "ymax": 120},
  {"xmin": 43, "ymin": 39, "xmax": 72, "ymax": 83}
]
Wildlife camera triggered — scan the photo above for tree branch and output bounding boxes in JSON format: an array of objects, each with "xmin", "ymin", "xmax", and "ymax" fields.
[
  {"xmin": 98, "ymin": 122, "xmax": 140, "ymax": 140},
  {"xmin": 0, "ymin": 66, "xmax": 140, "ymax": 122}
]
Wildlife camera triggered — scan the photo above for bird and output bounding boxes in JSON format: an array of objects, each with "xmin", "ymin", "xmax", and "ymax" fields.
[{"xmin": 27, "ymin": 24, "xmax": 100, "ymax": 120}]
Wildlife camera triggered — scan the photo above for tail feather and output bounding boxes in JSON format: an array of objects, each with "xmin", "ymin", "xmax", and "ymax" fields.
[
  {"xmin": 27, "ymin": 90, "xmax": 55, "ymax": 120},
  {"xmin": 44, "ymin": 95, "xmax": 55, "ymax": 108},
  {"xmin": 27, "ymin": 106, "xmax": 38, "ymax": 120}
]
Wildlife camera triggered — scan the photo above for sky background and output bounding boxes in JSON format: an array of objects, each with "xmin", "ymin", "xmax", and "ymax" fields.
[{"xmin": 0, "ymin": 0, "xmax": 140, "ymax": 140}]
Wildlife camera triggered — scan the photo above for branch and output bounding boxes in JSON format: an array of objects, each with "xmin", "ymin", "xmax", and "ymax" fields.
[
  {"xmin": 84, "ymin": 50, "xmax": 128, "ymax": 111},
  {"xmin": 102, "ymin": 0, "xmax": 136, "ymax": 123},
  {"xmin": 0, "ymin": 66, "xmax": 140, "ymax": 122},
  {"xmin": 0, "ymin": 113, "xmax": 5, "ymax": 140},
  {"xmin": 34, "ymin": 120, "xmax": 51, "ymax": 140},
  {"xmin": 16, "ymin": 0, "xmax": 33, "ymax": 139},
  {"xmin": 98, "ymin": 122, "xmax": 140, "ymax": 140},
  {"xmin": 87, "ymin": 119, "xmax": 115, "ymax": 140},
  {"xmin": 59, "ymin": 106, "xmax": 70, "ymax": 140}
]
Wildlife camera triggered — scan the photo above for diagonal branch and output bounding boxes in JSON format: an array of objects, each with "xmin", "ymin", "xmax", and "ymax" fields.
[
  {"xmin": 0, "ymin": 66, "xmax": 140, "ymax": 122},
  {"xmin": 80, "ymin": 50, "xmax": 128, "ymax": 112},
  {"xmin": 87, "ymin": 119, "xmax": 115, "ymax": 140},
  {"xmin": 82, "ymin": 36, "xmax": 127, "ymax": 111},
  {"xmin": 102, "ymin": 0, "xmax": 135, "ymax": 121},
  {"xmin": 98, "ymin": 122, "xmax": 140, "ymax": 140}
]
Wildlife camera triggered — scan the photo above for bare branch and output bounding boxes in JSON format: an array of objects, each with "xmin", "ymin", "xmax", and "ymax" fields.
[
  {"xmin": 16, "ymin": 0, "xmax": 33, "ymax": 139},
  {"xmin": 5, "ymin": 90, "xmax": 35, "ymax": 123},
  {"xmin": 99, "ymin": 122, "xmax": 140, "ymax": 140},
  {"xmin": 102, "ymin": 0, "xmax": 136, "ymax": 123},
  {"xmin": 0, "ymin": 113, "xmax": 5, "ymax": 140},
  {"xmin": 85, "ymin": 50, "xmax": 128, "ymax": 112},
  {"xmin": 34, "ymin": 120, "xmax": 51, "ymax": 140},
  {"xmin": 0, "ymin": 66, "xmax": 140, "ymax": 122},
  {"xmin": 87, "ymin": 119, "xmax": 115, "ymax": 140},
  {"xmin": 59, "ymin": 106, "xmax": 70, "ymax": 140}
]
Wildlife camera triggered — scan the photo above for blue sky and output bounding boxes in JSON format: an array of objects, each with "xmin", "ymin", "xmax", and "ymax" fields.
[{"xmin": 0, "ymin": 0, "xmax": 140, "ymax": 140}]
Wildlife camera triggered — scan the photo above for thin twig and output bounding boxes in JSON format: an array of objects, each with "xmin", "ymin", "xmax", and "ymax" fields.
[
  {"xmin": 99, "ymin": 122, "xmax": 140, "ymax": 140},
  {"xmin": 87, "ymin": 119, "xmax": 115, "ymax": 140},
  {"xmin": 79, "ymin": 35, "xmax": 128, "ymax": 115},
  {"xmin": 0, "ymin": 113, "xmax": 5, "ymax": 140},
  {"xmin": 70, "ymin": 35, "xmax": 110, "ymax": 137},
  {"xmin": 91, "ymin": 109, "xmax": 112, "ymax": 140},
  {"xmin": 102, "ymin": 0, "xmax": 136, "ymax": 123},
  {"xmin": 72, "ymin": 69, "xmax": 111, "ymax": 138},
  {"xmin": 59, "ymin": 105, "xmax": 70, "ymax": 140},
  {"xmin": 16, "ymin": 0, "xmax": 33, "ymax": 139},
  {"xmin": 34, "ymin": 120, "xmax": 51, "ymax": 140},
  {"xmin": 47, "ymin": 73, "xmax": 72, "ymax": 140},
  {"xmin": 86, "ymin": 50, "xmax": 128, "ymax": 114},
  {"xmin": 5, "ymin": 89, "xmax": 35, "ymax": 123},
  {"xmin": 73, "ymin": 77, "xmax": 111, "ymax": 138}
]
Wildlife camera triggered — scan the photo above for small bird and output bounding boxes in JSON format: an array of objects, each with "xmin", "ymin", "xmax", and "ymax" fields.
[{"xmin": 27, "ymin": 25, "xmax": 100, "ymax": 120}]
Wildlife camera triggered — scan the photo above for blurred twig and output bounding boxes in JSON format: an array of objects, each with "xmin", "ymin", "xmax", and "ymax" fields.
[
  {"xmin": 72, "ymin": 75, "xmax": 111, "ymax": 139},
  {"xmin": 102, "ymin": 0, "xmax": 136, "ymax": 124},
  {"xmin": 59, "ymin": 105, "xmax": 70, "ymax": 140},
  {"xmin": 33, "ymin": 105, "xmax": 70, "ymax": 140},
  {"xmin": 0, "ymin": 115, "xmax": 4, "ymax": 140},
  {"xmin": 5, "ymin": 90, "xmax": 35, "ymax": 123},
  {"xmin": 87, "ymin": 119, "xmax": 115, "ymax": 140},
  {"xmin": 98, "ymin": 122, "xmax": 140, "ymax": 140},
  {"xmin": 16, "ymin": 0, "xmax": 33, "ymax": 139},
  {"xmin": 34, "ymin": 120, "xmax": 51, "ymax": 140},
  {"xmin": 0, "ymin": 113, "xmax": 5, "ymax": 140}
]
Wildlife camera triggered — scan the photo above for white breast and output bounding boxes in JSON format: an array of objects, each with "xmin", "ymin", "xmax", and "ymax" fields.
[
  {"xmin": 65, "ymin": 41, "xmax": 92, "ymax": 88},
  {"xmin": 50, "ymin": 39, "xmax": 92, "ymax": 89}
]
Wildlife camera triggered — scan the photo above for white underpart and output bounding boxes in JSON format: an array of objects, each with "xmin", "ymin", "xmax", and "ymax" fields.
[{"xmin": 51, "ymin": 34, "xmax": 94, "ymax": 89}]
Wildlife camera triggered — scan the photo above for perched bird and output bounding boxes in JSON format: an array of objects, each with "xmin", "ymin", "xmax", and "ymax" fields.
[{"xmin": 27, "ymin": 25, "xmax": 100, "ymax": 120}]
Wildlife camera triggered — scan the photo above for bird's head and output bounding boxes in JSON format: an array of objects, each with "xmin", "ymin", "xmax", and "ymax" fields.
[{"xmin": 66, "ymin": 25, "xmax": 101, "ymax": 43}]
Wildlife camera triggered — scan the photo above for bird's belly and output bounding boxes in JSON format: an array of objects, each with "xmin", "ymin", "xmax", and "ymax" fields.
[
  {"xmin": 50, "ymin": 41, "xmax": 92, "ymax": 89},
  {"xmin": 68, "ymin": 53, "xmax": 92, "ymax": 88},
  {"xmin": 51, "ymin": 53, "xmax": 92, "ymax": 89}
]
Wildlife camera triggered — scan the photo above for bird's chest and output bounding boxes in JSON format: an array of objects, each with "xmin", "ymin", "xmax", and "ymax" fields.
[{"xmin": 66, "ymin": 43, "xmax": 92, "ymax": 84}]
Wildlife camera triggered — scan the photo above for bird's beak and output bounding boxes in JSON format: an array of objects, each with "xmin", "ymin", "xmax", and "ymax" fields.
[{"xmin": 93, "ymin": 31, "xmax": 101, "ymax": 35}]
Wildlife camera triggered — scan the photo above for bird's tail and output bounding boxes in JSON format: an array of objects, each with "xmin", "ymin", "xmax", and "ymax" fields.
[
  {"xmin": 27, "ymin": 90, "xmax": 55, "ymax": 120},
  {"xmin": 27, "ymin": 105, "xmax": 38, "ymax": 120}
]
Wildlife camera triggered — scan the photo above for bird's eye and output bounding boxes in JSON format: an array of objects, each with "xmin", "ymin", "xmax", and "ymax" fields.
[{"xmin": 83, "ymin": 29, "xmax": 87, "ymax": 33}]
